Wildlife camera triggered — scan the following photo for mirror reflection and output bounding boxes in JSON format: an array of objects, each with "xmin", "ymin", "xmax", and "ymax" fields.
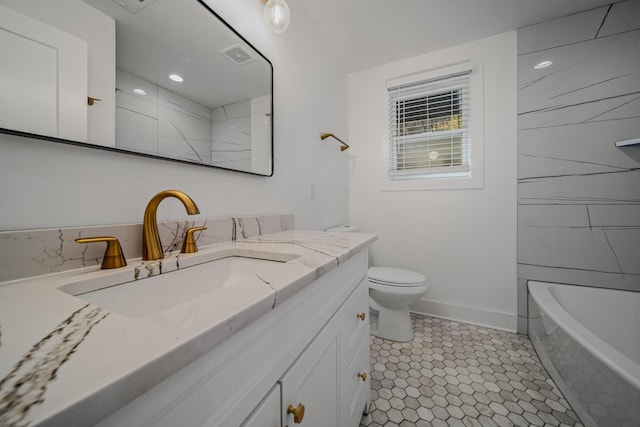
[{"xmin": 0, "ymin": 0, "xmax": 273, "ymax": 176}]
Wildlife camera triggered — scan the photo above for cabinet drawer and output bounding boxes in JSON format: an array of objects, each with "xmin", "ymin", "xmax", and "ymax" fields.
[
  {"xmin": 341, "ymin": 332, "xmax": 370, "ymax": 427},
  {"xmin": 340, "ymin": 278, "xmax": 369, "ymax": 370}
]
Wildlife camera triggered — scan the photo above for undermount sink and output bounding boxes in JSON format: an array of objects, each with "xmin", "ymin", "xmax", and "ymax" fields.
[{"xmin": 58, "ymin": 251, "xmax": 299, "ymax": 317}]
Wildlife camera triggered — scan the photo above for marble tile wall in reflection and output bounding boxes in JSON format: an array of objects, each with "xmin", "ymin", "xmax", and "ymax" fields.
[
  {"xmin": 212, "ymin": 100, "xmax": 252, "ymax": 171},
  {"xmin": 115, "ymin": 69, "xmax": 212, "ymax": 164}
]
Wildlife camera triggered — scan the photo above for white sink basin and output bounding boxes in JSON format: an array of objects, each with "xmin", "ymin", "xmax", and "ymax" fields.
[{"xmin": 58, "ymin": 251, "xmax": 298, "ymax": 317}]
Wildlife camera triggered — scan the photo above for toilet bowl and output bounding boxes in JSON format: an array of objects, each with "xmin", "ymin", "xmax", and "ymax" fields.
[{"xmin": 368, "ymin": 267, "xmax": 428, "ymax": 342}]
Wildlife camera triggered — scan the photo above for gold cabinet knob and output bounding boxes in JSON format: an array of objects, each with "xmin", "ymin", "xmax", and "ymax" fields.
[
  {"xmin": 75, "ymin": 236, "xmax": 127, "ymax": 269},
  {"xmin": 358, "ymin": 372, "xmax": 367, "ymax": 382},
  {"xmin": 287, "ymin": 403, "xmax": 305, "ymax": 423},
  {"xmin": 181, "ymin": 226, "xmax": 207, "ymax": 254},
  {"xmin": 357, "ymin": 312, "xmax": 366, "ymax": 321}
]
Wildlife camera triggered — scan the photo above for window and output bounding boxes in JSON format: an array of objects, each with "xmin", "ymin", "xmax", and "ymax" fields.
[{"xmin": 388, "ymin": 71, "xmax": 471, "ymax": 180}]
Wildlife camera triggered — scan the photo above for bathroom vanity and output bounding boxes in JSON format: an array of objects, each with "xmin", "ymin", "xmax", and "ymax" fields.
[{"xmin": 0, "ymin": 228, "xmax": 376, "ymax": 427}]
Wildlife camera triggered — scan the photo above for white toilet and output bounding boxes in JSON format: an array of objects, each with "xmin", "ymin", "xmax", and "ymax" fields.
[
  {"xmin": 325, "ymin": 225, "xmax": 429, "ymax": 342},
  {"xmin": 368, "ymin": 267, "xmax": 428, "ymax": 342}
]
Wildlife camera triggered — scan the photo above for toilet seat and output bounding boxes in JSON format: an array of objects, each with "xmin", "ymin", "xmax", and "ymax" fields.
[{"xmin": 368, "ymin": 267, "xmax": 426, "ymax": 287}]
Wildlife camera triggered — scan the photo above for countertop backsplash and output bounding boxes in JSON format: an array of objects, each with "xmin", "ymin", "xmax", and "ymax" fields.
[{"xmin": 0, "ymin": 214, "xmax": 294, "ymax": 282}]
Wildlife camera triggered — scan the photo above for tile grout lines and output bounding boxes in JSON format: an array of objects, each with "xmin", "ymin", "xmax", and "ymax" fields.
[{"xmin": 360, "ymin": 314, "xmax": 583, "ymax": 427}]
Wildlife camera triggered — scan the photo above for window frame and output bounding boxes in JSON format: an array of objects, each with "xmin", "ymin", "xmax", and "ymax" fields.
[
  {"xmin": 381, "ymin": 61, "xmax": 484, "ymax": 191},
  {"xmin": 389, "ymin": 72, "xmax": 470, "ymax": 178}
]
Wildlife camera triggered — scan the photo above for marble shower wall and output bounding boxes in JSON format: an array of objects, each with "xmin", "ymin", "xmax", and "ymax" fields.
[
  {"xmin": 212, "ymin": 100, "xmax": 252, "ymax": 171},
  {"xmin": 0, "ymin": 214, "xmax": 294, "ymax": 283},
  {"xmin": 211, "ymin": 95, "xmax": 272, "ymax": 173},
  {"xmin": 115, "ymin": 69, "xmax": 213, "ymax": 164},
  {"xmin": 517, "ymin": 0, "xmax": 640, "ymax": 332}
]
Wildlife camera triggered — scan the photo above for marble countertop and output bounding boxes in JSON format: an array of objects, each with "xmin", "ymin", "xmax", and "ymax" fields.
[{"xmin": 0, "ymin": 230, "xmax": 376, "ymax": 427}]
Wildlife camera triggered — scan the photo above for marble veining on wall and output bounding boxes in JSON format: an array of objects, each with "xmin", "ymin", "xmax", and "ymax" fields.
[
  {"xmin": 212, "ymin": 100, "xmax": 252, "ymax": 171},
  {"xmin": 115, "ymin": 69, "xmax": 213, "ymax": 164},
  {"xmin": 516, "ymin": 0, "xmax": 640, "ymax": 332},
  {"xmin": 0, "ymin": 214, "xmax": 294, "ymax": 283},
  {"xmin": 211, "ymin": 95, "xmax": 272, "ymax": 173}
]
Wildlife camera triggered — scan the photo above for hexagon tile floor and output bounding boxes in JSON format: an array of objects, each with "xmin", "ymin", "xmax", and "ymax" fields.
[{"xmin": 360, "ymin": 314, "xmax": 584, "ymax": 427}]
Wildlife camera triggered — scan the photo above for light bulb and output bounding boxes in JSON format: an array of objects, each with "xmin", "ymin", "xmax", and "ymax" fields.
[{"xmin": 264, "ymin": 0, "xmax": 290, "ymax": 34}]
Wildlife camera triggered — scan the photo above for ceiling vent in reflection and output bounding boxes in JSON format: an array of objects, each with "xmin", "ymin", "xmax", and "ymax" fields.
[
  {"xmin": 111, "ymin": 0, "xmax": 158, "ymax": 13},
  {"xmin": 220, "ymin": 45, "xmax": 257, "ymax": 66}
]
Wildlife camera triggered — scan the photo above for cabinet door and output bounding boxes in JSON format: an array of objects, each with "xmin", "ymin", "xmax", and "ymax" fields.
[
  {"xmin": 241, "ymin": 384, "xmax": 281, "ymax": 427},
  {"xmin": 280, "ymin": 321, "xmax": 339, "ymax": 427}
]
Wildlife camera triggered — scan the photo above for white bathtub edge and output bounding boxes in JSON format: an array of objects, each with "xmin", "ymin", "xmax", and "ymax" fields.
[
  {"xmin": 528, "ymin": 280, "xmax": 640, "ymax": 392},
  {"xmin": 528, "ymin": 327, "xmax": 599, "ymax": 427}
]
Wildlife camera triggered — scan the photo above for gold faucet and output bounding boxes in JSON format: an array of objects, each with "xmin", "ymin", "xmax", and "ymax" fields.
[
  {"xmin": 143, "ymin": 190, "xmax": 200, "ymax": 260},
  {"xmin": 75, "ymin": 236, "xmax": 127, "ymax": 269},
  {"xmin": 181, "ymin": 226, "xmax": 208, "ymax": 254}
]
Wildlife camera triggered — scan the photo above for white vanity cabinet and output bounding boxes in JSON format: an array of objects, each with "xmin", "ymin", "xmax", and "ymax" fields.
[
  {"xmin": 278, "ymin": 276, "xmax": 370, "ymax": 427},
  {"xmin": 96, "ymin": 249, "xmax": 371, "ymax": 427}
]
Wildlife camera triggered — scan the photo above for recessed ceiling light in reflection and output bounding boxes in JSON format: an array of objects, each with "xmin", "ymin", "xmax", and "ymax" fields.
[
  {"xmin": 169, "ymin": 74, "xmax": 184, "ymax": 82},
  {"xmin": 133, "ymin": 89, "xmax": 147, "ymax": 95},
  {"xmin": 534, "ymin": 60, "xmax": 553, "ymax": 69}
]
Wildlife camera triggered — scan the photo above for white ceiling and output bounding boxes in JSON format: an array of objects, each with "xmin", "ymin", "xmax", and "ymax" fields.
[
  {"xmin": 296, "ymin": 0, "xmax": 614, "ymax": 72},
  {"xmin": 83, "ymin": 0, "xmax": 271, "ymax": 108}
]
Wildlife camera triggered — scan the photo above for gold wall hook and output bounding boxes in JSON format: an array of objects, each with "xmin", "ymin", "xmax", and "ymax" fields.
[
  {"xmin": 87, "ymin": 96, "xmax": 101, "ymax": 106},
  {"xmin": 75, "ymin": 236, "xmax": 127, "ymax": 269},
  {"xmin": 320, "ymin": 133, "xmax": 350, "ymax": 151}
]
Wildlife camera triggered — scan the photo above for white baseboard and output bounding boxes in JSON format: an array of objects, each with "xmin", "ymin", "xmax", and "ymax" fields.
[{"xmin": 410, "ymin": 298, "xmax": 517, "ymax": 333}]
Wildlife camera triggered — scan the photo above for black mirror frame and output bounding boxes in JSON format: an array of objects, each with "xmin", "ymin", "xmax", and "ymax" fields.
[{"xmin": 0, "ymin": 0, "xmax": 274, "ymax": 177}]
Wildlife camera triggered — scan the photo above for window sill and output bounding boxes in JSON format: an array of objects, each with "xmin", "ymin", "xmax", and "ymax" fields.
[{"xmin": 381, "ymin": 171, "xmax": 484, "ymax": 191}]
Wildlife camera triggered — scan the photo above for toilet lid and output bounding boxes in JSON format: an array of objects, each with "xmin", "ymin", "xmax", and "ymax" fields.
[{"xmin": 368, "ymin": 267, "xmax": 426, "ymax": 287}]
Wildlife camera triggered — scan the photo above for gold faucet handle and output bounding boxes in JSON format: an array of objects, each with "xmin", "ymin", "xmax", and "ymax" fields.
[
  {"xmin": 181, "ymin": 226, "xmax": 207, "ymax": 254},
  {"xmin": 75, "ymin": 236, "xmax": 127, "ymax": 269}
]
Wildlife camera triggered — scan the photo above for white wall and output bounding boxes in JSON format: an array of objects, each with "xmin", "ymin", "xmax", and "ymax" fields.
[
  {"xmin": 348, "ymin": 32, "xmax": 518, "ymax": 331},
  {"xmin": 0, "ymin": 0, "xmax": 349, "ymax": 231}
]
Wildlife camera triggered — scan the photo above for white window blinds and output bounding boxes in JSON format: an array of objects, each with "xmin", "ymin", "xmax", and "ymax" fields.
[{"xmin": 388, "ymin": 71, "xmax": 471, "ymax": 180}]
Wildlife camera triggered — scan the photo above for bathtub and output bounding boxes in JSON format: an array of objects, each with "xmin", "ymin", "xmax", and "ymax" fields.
[{"xmin": 528, "ymin": 281, "xmax": 640, "ymax": 427}]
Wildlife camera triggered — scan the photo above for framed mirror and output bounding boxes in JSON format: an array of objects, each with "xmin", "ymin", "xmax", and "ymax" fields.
[{"xmin": 0, "ymin": 0, "xmax": 273, "ymax": 176}]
